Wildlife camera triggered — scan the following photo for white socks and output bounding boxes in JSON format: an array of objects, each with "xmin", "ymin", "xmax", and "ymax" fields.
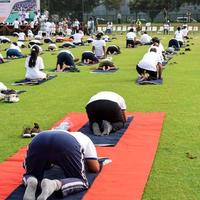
[
  {"xmin": 37, "ymin": 179, "xmax": 61, "ymax": 200},
  {"xmin": 23, "ymin": 176, "xmax": 38, "ymax": 200}
]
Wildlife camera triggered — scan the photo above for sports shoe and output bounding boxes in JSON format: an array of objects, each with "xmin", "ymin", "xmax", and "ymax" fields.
[
  {"xmin": 92, "ymin": 122, "xmax": 102, "ymax": 136},
  {"xmin": 22, "ymin": 127, "xmax": 32, "ymax": 138},
  {"xmin": 31, "ymin": 123, "xmax": 41, "ymax": 137},
  {"xmin": 102, "ymin": 120, "xmax": 112, "ymax": 135}
]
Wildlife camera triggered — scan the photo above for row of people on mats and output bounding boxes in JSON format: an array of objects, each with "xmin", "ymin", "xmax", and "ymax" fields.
[{"xmin": 0, "ymin": 24, "xmax": 190, "ymax": 81}]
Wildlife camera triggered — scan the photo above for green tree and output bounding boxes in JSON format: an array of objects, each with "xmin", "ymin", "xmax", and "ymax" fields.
[
  {"xmin": 40, "ymin": 0, "xmax": 100, "ymax": 18},
  {"xmin": 102, "ymin": 0, "xmax": 123, "ymax": 10},
  {"xmin": 129, "ymin": 0, "xmax": 199, "ymax": 21}
]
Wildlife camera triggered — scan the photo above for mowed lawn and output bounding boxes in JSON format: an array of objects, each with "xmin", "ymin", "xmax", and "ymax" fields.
[{"xmin": 0, "ymin": 31, "xmax": 200, "ymax": 199}]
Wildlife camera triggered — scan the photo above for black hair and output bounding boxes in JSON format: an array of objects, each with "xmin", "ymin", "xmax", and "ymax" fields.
[
  {"xmin": 177, "ymin": 27, "xmax": 181, "ymax": 31},
  {"xmin": 96, "ymin": 33, "xmax": 102, "ymax": 39},
  {"xmin": 150, "ymin": 48, "xmax": 157, "ymax": 53},
  {"xmin": 29, "ymin": 45, "xmax": 39, "ymax": 68},
  {"xmin": 152, "ymin": 37, "xmax": 160, "ymax": 44},
  {"xmin": 129, "ymin": 28, "xmax": 134, "ymax": 32}
]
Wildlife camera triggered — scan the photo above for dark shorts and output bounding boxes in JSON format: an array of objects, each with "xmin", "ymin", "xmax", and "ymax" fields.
[
  {"xmin": 86, "ymin": 100, "xmax": 125, "ymax": 125},
  {"xmin": 168, "ymin": 39, "xmax": 180, "ymax": 49},
  {"xmin": 81, "ymin": 52, "xmax": 98, "ymax": 63},
  {"xmin": 126, "ymin": 39, "xmax": 135, "ymax": 48},
  {"xmin": 136, "ymin": 65, "xmax": 157, "ymax": 79},
  {"xmin": 24, "ymin": 132, "xmax": 86, "ymax": 182},
  {"xmin": 57, "ymin": 52, "xmax": 75, "ymax": 68}
]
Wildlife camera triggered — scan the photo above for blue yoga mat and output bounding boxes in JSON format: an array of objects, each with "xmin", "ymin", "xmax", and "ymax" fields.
[
  {"xmin": 6, "ymin": 159, "xmax": 108, "ymax": 200},
  {"xmin": 78, "ymin": 116, "xmax": 133, "ymax": 146},
  {"xmin": 136, "ymin": 78, "xmax": 163, "ymax": 85},
  {"xmin": 91, "ymin": 68, "xmax": 119, "ymax": 73},
  {"xmin": 12, "ymin": 75, "xmax": 57, "ymax": 86}
]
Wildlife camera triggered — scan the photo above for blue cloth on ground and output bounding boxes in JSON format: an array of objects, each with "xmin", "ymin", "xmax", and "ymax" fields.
[
  {"xmin": 91, "ymin": 68, "xmax": 119, "ymax": 73},
  {"xmin": 6, "ymin": 159, "xmax": 108, "ymax": 200},
  {"xmin": 136, "ymin": 78, "xmax": 163, "ymax": 85},
  {"xmin": 78, "ymin": 116, "xmax": 133, "ymax": 146},
  {"xmin": 12, "ymin": 75, "xmax": 57, "ymax": 86}
]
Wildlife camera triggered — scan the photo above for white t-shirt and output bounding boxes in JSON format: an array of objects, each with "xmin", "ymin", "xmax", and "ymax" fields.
[
  {"xmin": 181, "ymin": 29, "xmax": 188, "ymax": 37},
  {"xmin": 92, "ymin": 39, "xmax": 106, "ymax": 58},
  {"xmin": 140, "ymin": 34, "xmax": 152, "ymax": 44},
  {"xmin": 25, "ymin": 56, "xmax": 46, "ymax": 79},
  {"xmin": 126, "ymin": 32, "xmax": 136, "ymax": 40},
  {"xmin": 69, "ymin": 131, "xmax": 97, "ymax": 159},
  {"xmin": 9, "ymin": 44, "xmax": 22, "ymax": 52},
  {"xmin": 149, "ymin": 44, "xmax": 164, "ymax": 62},
  {"xmin": 87, "ymin": 91, "xmax": 126, "ymax": 110},
  {"xmin": 174, "ymin": 30, "xmax": 184, "ymax": 42},
  {"xmin": 0, "ymin": 82, "xmax": 7, "ymax": 91},
  {"xmin": 17, "ymin": 41, "xmax": 25, "ymax": 48},
  {"xmin": 13, "ymin": 20, "xmax": 19, "ymax": 29},
  {"xmin": 18, "ymin": 32, "xmax": 26, "ymax": 41},
  {"xmin": 73, "ymin": 33, "xmax": 83, "ymax": 43},
  {"xmin": 138, "ymin": 51, "xmax": 160, "ymax": 72}
]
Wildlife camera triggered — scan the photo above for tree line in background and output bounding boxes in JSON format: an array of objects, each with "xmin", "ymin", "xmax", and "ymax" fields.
[{"xmin": 40, "ymin": 0, "xmax": 200, "ymax": 20}]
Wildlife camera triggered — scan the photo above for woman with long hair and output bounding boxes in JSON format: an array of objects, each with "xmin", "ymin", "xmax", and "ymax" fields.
[{"xmin": 25, "ymin": 45, "xmax": 47, "ymax": 80}]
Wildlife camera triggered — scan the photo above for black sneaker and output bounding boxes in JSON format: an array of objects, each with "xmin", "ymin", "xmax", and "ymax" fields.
[{"xmin": 22, "ymin": 127, "xmax": 32, "ymax": 138}]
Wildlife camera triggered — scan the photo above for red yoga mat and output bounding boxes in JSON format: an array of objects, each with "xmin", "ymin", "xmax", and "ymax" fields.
[{"xmin": 0, "ymin": 112, "xmax": 165, "ymax": 200}]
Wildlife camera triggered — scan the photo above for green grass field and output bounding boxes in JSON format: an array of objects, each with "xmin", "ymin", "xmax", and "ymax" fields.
[{"xmin": 0, "ymin": 32, "xmax": 200, "ymax": 199}]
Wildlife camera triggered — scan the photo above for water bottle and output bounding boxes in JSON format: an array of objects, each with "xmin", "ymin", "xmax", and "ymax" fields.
[{"xmin": 53, "ymin": 121, "xmax": 70, "ymax": 131}]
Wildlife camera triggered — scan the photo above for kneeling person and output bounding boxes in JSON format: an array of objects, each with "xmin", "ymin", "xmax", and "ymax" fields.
[
  {"xmin": 97, "ymin": 59, "xmax": 117, "ymax": 71},
  {"xmin": 106, "ymin": 45, "xmax": 120, "ymax": 55},
  {"xmin": 23, "ymin": 131, "xmax": 100, "ymax": 200},
  {"xmin": 136, "ymin": 48, "xmax": 162, "ymax": 80},
  {"xmin": 81, "ymin": 51, "xmax": 99, "ymax": 64},
  {"xmin": 56, "ymin": 50, "xmax": 79, "ymax": 72},
  {"xmin": 86, "ymin": 91, "xmax": 127, "ymax": 136}
]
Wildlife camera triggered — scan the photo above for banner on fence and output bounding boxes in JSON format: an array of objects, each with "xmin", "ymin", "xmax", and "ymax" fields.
[{"xmin": 0, "ymin": 0, "xmax": 40, "ymax": 22}]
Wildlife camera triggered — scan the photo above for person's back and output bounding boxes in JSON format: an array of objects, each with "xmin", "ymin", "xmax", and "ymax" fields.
[
  {"xmin": 126, "ymin": 31, "xmax": 136, "ymax": 40},
  {"xmin": 140, "ymin": 32, "xmax": 151, "ymax": 44},
  {"xmin": 25, "ymin": 45, "xmax": 46, "ymax": 80},
  {"xmin": 73, "ymin": 31, "xmax": 83, "ymax": 44},
  {"xmin": 174, "ymin": 27, "xmax": 184, "ymax": 42},
  {"xmin": 92, "ymin": 34, "xmax": 106, "ymax": 58},
  {"xmin": 138, "ymin": 51, "xmax": 160, "ymax": 72}
]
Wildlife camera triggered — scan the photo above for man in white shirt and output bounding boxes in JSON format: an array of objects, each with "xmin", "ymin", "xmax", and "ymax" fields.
[
  {"xmin": 140, "ymin": 31, "xmax": 152, "ymax": 45},
  {"xmin": 136, "ymin": 48, "xmax": 162, "ymax": 80},
  {"xmin": 18, "ymin": 32, "xmax": 26, "ymax": 41},
  {"xmin": 73, "ymin": 30, "xmax": 84, "ymax": 45},
  {"xmin": 13, "ymin": 19, "xmax": 20, "ymax": 32},
  {"xmin": 181, "ymin": 25, "xmax": 189, "ymax": 39},
  {"xmin": 126, "ymin": 28, "xmax": 136, "ymax": 48},
  {"xmin": 174, "ymin": 27, "xmax": 184, "ymax": 47},
  {"xmin": 92, "ymin": 33, "xmax": 106, "ymax": 58},
  {"xmin": 86, "ymin": 91, "xmax": 127, "ymax": 136}
]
